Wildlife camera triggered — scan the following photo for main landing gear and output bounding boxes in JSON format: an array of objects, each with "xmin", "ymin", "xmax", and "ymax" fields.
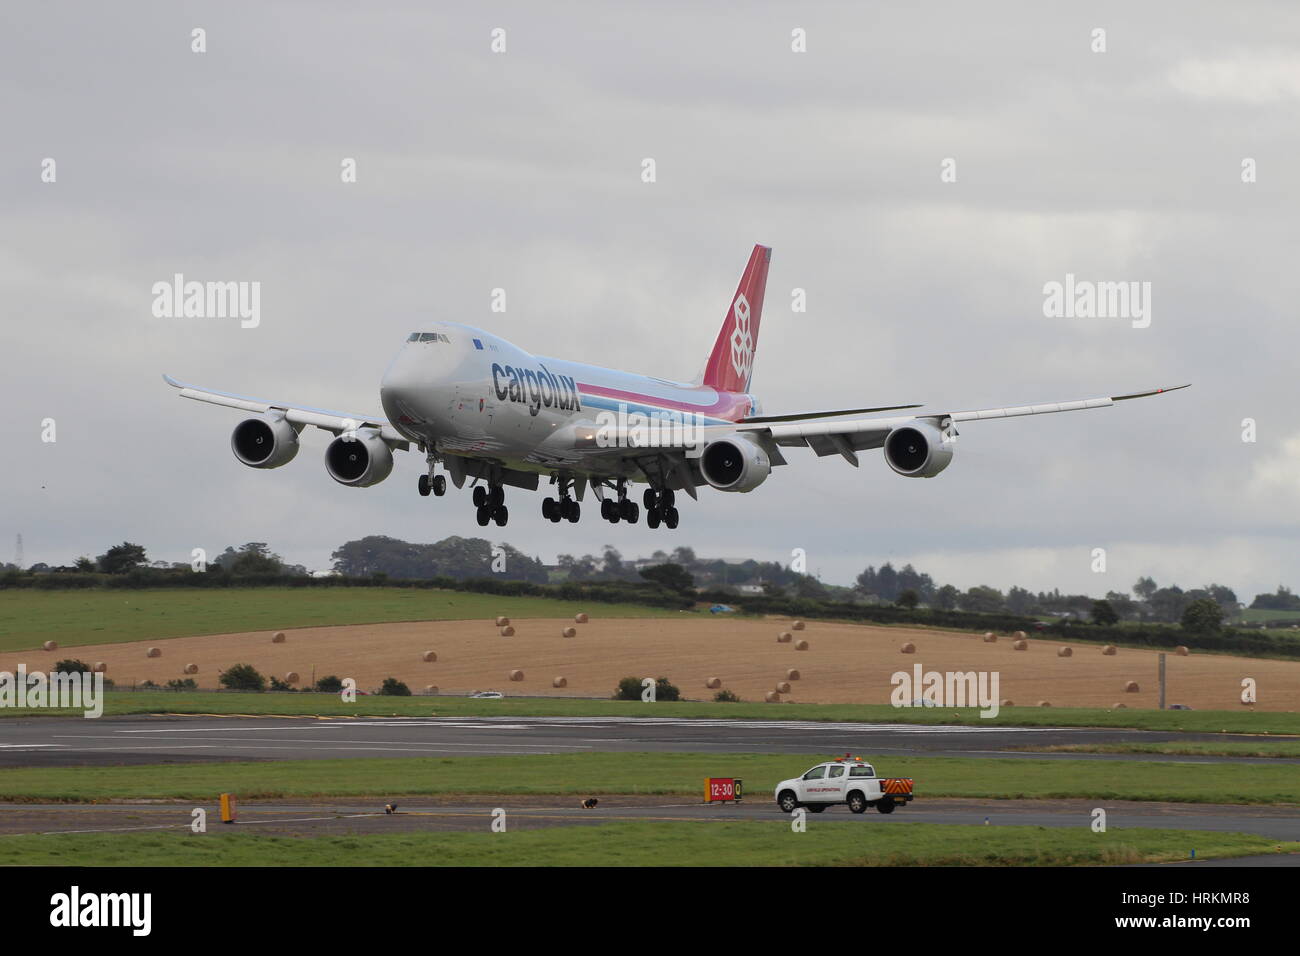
[
  {"xmin": 601, "ymin": 480, "xmax": 640, "ymax": 524},
  {"xmin": 417, "ymin": 473, "xmax": 446, "ymax": 497},
  {"xmin": 472, "ymin": 483, "xmax": 508, "ymax": 527},
  {"xmin": 542, "ymin": 496, "xmax": 580, "ymax": 523},
  {"xmin": 643, "ymin": 487, "xmax": 679, "ymax": 529}
]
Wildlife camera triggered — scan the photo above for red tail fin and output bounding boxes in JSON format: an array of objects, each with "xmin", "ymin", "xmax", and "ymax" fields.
[{"xmin": 701, "ymin": 244, "xmax": 770, "ymax": 393}]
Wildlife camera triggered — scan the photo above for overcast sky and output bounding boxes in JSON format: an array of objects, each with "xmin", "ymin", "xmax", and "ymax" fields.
[{"xmin": 4, "ymin": 2, "xmax": 1299, "ymax": 599}]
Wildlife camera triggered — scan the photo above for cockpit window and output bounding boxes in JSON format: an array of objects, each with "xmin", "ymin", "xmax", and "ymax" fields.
[{"xmin": 408, "ymin": 332, "xmax": 451, "ymax": 343}]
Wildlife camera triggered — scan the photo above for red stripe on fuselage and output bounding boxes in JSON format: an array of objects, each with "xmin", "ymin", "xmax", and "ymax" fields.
[{"xmin": 576, "ymin": 382, "xmax": 752, "ymax": 423}]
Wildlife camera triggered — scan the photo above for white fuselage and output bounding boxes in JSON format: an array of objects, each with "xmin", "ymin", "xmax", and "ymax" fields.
[{"xmin": 379, "ymin": 322, "xmax": 758, "ymax": 480}]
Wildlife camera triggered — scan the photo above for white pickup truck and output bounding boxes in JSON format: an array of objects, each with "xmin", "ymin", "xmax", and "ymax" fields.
[{"xmin": 774, "ymin": 755, "xmax": 915, "ymax": 815}]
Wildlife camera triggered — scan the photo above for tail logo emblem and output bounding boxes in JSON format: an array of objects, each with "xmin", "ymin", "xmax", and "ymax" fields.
[{"xmin": 729, "ymin": 293, "xmax": 754, "ymax": 382}]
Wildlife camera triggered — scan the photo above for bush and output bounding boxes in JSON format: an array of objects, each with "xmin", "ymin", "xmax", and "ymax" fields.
[
  {"xmin": 218, "ymin": 663, "xmax": 266, "ymax": 692},
  {"xmin": 379, "ymin": 677, "xmax": 411, "ymax": 696},
  {"xmin": 268, "ymin": 676, "xmax": 296, "ymax": 692},
  {"xmin": 166, "ymin": 678, "xmax": 197, "ymax": 691},
  {"xmin": 713, "ymin": 689, "xmax": 741, "ymax": 703},
  {"xmin": 315, "ymin": 675, "xmax": 344, "ymax": 693},
  {"xmin": 140, "ymin": 680, "xmax": 158, "ymax": 689},
  {"xmin": 613, "ymin": 676, "xmax": 646, "ymax": 701},
  {"xmin": 52, "ymin": 659, "xmax": 90, "ymax": 675},
  {"xmin": 614, "ymin": 676, "xmax": 680, "ymax": 701}
]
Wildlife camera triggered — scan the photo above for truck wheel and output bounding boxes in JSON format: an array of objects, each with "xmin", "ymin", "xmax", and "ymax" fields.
[
  {"xmin": 876, "ymin": 797, "xmax": 896, "ymax": 814},
  {"xmin": 847, "ymin": 791, "xmax": 867, "ymax": 814},
  {"xmin": 777, "ymin": 790, "xmax": 799, "ymax": 814}
]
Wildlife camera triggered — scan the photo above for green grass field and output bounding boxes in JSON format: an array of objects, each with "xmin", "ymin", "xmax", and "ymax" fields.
[
  {"xmin": 1024, "ymin": 740, "xmax": 1300, "ymax": 758},
  {"xmin": 0, "ymin": 822, "xmax": 1288, "ymax": 867},
  {"xmin": 7, "ymin": 690, "xmax": 1300, "ymax": 735},
  {"xmin": 0, "ymin": 588, "xmax": 682, "ymax": 652},
  {"xmin": 4, "ymin": 752, "xmax": 1298, "ymax": 805}
]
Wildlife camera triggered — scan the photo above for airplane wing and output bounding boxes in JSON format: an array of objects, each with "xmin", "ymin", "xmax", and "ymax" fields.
[
  {"xmin": 162, "ymin": 374, "xmax": 410, "ymax": 447},
  {"xmin": 741, "ymin": 384, "xmax": 1190, "ymax": 464}
]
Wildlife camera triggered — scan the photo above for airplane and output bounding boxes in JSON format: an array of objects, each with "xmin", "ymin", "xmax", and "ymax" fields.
[{"xmin": 165, "ymin": 244, "xmax": 1187, "ymax": 530}]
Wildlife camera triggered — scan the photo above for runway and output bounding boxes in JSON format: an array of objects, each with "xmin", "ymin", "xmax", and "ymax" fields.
[{"xmin": 1, "ymin": 714, "xmax": 1296, "ymax": 768}]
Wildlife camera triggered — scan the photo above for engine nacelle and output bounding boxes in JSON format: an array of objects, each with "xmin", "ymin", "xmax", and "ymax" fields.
[
  {"xmin": 231, "ymin": 416, "xmax": 300, "ymax": 469},
  {"xmin": 884, "ymin": 421, "xmax": 953, "ymax": 478},
  {"xmin": 699, "ymin": 435, "xmax": 772, "ymax": 492},
  {"xmin": 325, "ymin": 432, "xmax": 394, "ymax": 487}
]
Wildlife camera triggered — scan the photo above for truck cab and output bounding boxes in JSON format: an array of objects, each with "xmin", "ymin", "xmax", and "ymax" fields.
[{"xmin": 774, "ymin": 755, "xmax": 914, "ymax": 815}]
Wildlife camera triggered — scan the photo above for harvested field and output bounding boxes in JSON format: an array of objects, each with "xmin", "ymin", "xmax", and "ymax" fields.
[{"xmin": 6, "ymin": 618, "xmax": 1299, "ymax": 711}]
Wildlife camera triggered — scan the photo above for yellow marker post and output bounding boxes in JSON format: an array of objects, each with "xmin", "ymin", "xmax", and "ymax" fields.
[{"xmin": 220, "ymin": 792, "xmax": 237, "ymax": 824}]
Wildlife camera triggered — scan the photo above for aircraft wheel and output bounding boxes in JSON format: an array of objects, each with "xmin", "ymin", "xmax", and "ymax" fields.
[
  {"xmin": 542, "ymin": 498, "xmax": 555, "ymax": 520},
  {"xmin": 432, "ymin": 475, "xmax": 446, "ymax": 496},
  {"xmin": 473, "ymin": 486, "xmax": 487, "ymax": 508},
  {"xmin": 475, "ymin": 505, "xmax": 491, "ymax": 526},
  {"xmin": 418, "ymin": 475, "xmax": 431, "ymax": 497},
  {"xmin": 567, "ymin": 501, "xmax": 580, "ymax": 523},
  {"xmin": 489, "ymin": 486, "xmax": 504, "ymax": 508},
  {"xmin": 664, "ymin": 507, "xmax": 679, "ymax": 530},
  {"xmin": 661, "ymin": 489, "xmax": 675, "ymax": 507},
  {"xmin": 494, "ymin": 505, "xmax": 508, "ymax": 527},
  {"xmin": 643, "ymin": 488, "xmax": 657, "ymax": 510},
  {"xmin": 601, "ymin": 499, "xmax": 616, "ymax": 521},
  {"xmin": 646, "ymin": 508, "xmax": 661, "ymax": 529}
]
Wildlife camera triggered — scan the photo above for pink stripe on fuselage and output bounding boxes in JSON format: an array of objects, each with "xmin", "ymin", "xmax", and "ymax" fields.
[{"xmin": 577, "ymin": 382, "xmax": 752, "ymax": 423}]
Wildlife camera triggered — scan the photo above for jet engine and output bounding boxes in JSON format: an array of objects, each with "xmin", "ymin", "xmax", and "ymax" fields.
[
  {"xmin": 699, "ymin": 435, "xmax": 771, "ymax": 492},
  {"xmin": 325, "ymin": 431, "xmax": 394, "ymax": 487},
  {"xmin": 231, "ymin": 416, "xmax": 300, "ymax": 469},
  {"xmin": 883, "ymin": 421, "xmax": 953, "ymax": 478}
]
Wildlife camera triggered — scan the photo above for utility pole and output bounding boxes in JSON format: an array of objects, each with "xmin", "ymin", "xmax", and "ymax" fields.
[{"xmin": 1158, "ymin": 653, "xmax": 1167, "ymax": 710}]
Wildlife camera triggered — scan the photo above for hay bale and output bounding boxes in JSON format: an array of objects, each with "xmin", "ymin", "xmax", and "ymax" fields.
[
  {"xmin": 284, "ymin": 672, "xmax": 299, "ymax": 684},
  {"xmin": 1000, "ymin": 699, "xmax": 1014, "ymax": 707},
  {"xmin": 146, "ymin": 647, "xmax": 161, "ymax": 658},
  {"xmin": 495, "ymin": 616, "xmax": 510, "ymax": 626},
  {"xmin": 704, "ymin": 677, "xmax": 721, "ymax": 689},
  {"xmin": 982, "ymin": 632, "xmax": 997, "ymax": 643},
  {"xmin": 777, "ymin": 631, "xmax": 792, "ymax": 643},
  {"xmin": 776, "ymin": 680, "xmax": 792, "ymax": 694},
  {"xmin": 552, "ymin": 676, "xmax": 568, "ymax": 688},
  {"xmin": 425, "ymin": 685, "xmax": 439, "ymax": 694},
  {"xmin": 764, "ymin": 691, "xmax": 781, "ymax": 703},
  {"xmin": 271, "ymin": 632, "xmax": 286, "ymax": 643},
  {"xmin": 562, "ymin": 626, "xmax": 577, "ymax": 638},
  {"xmin": 1175, "ymin": 645, "xmax": 1189, "ymax": 656},
  {"xmin": 42, "ymin": 640, "xmax": 57, "ymax": 652},
  {"xmin": 509, "ymin": 669, "xmax": 525, "ymax": 682},
  {"xmin": 1014, "ymin": 630, "xmax": 1027, "ymax": 640},
  {"xmin": 575, "ymin": 612, "xmax": 589, "ymax": 624},
  {"xmin": 422, "ymin": 650, "xmax": 437, "ymax": 662},
  {"xmin": 92, "ymin": 661, "xmax": 107, "ymax": 673},
  {"xmin": 184, "ymin": 663, "xmax": 198, "ymax": 675},
  {"xmin": 1112, "ymin": 702, "xmax": 1126, "ymax": 709},
  {"xmin": 1012, "ymin": 639, "xmax": 1027, "ymax": 651},
  {"xmin": 792, "ymin": 621, "xmax": 806, "ymax": 631},
  {"xmin": 786, "ymin": 669, "xmax": 800, "ymax": 681},
  {"xmin": 1125, "ymin": 680, "xmax": 1140, "ymax": 693},
  {"xmin": 499, "ymin": 625, "xmax": 515, "ymax": 637},
  {"xmin": 794, "ymin": 639, "xmax": 809, "ymax": 651},
  {"xmin": 900, "ymin": 642, "xmax": 916, "ymax": 654},
  {"xmin": 1038, "ymin": 700, "xmax": 1051, "ymax": 707},
  {"xmin": 1102, "ymin": 644, "xmax": 1117, "ymax": 655},
  {"xmin": 1057, "ymin": 646, "xmax": 1072, "ymax": 658}
]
